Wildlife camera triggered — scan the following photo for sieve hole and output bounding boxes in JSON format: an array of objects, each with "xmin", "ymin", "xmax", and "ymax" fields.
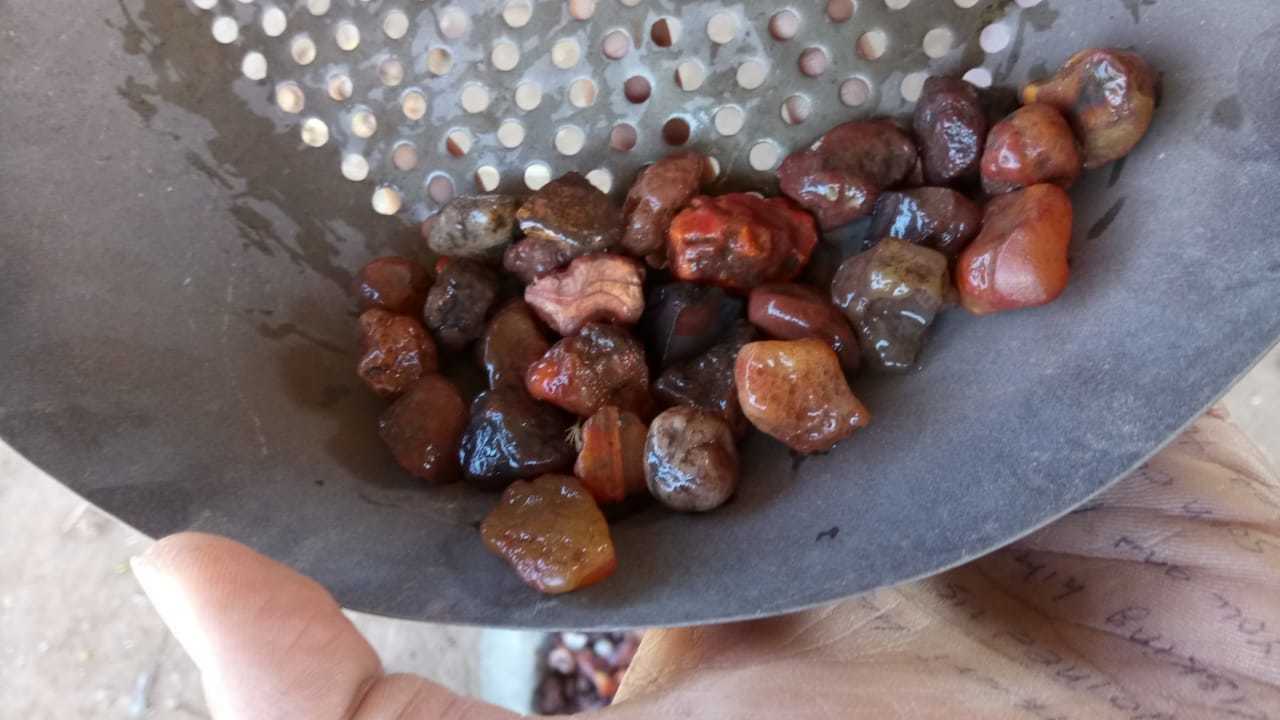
[
  {"xmin": 372, "ymin": 186, "xmax": 403, "ymax": 216},
  {"xmin": 391, "ymin": 142, "xmax": 418, "ymax": 171},
  {"xmin": 492, "ymin": 40, "xmax": 520, "ymax": 71},
  {"xmin": 953, "ymin": 0, "xmax": 980, "ymax": 8},
  {"xmin": 624, "ymin": 75, "xmax": 651, "ymax": 103},
  {"xmin": 650, "ymin": 18, "xmax": 680, "ymax": 47},
  {"xmin": 275, "ymin": 81, "xmax": 305, "ymax": 113},
  {"xmin": 781, "ymin": 95, "xmax": 811, "ymax": 125},
  {"xmin": 714, "ymin": 105, "xmax": 744, "ymax": 136},
  {"xmin": 211, "ymin": 16, "xmax": 239, "ymax": 44},
  {"xmin": 350, "ymin": 108, "xmax": 377, "ymax": 138},
  {"xmin": 379, "ymin": 58, "xmax": 404, "ymax": 87},
  {"xmin": 979, "ymin": 23, "xmax": 1012, "ymax": 53},
  {"xmin": 524, "ymin": 162, "xmax": 552, "ymax": 190},
  {"xmin": 704, "ymin": 156, "xmax": 721, "ymax": 182},
  {"xmin": 602, "ymin": 29, "xmax": 630, "ymax": 60},
  {"xmin": 675, "ymin": 60, "xmax": 706, "ymax": 91},
  {"xmin": 769, "ymin": 10, "xmax": 799, "ymax": 41},
  {"xmin": 475, "ymin": 166, "xmax": 501, "ymax": 192},
  {"xmin": 551, "ymin": 38, "xmax": 582, "ymax": 69},
  {"xmin": 962, "ymin": 67, "xmax": 993, "ymax": 88},
  {"xmin": 427, "ymin": 174, "xmax": 456, "ymax": 204},
  {"xmin": 503, "ymin": 0, "xmax": 532, "ymax": 28},
  {"xmin": 568, "ymin": 78, "xmax": 598, "ymax": 107},
  {"xmin": 306, "ymin": 0, "xmax": 330, "ymax": 15},
  {"xmin": 341, "ymin": 154, "xmax": 370, "ymax": 182},
  {"xmin": 799, "ymin": 47, "xmax": 828, "ymax": 77},
  {"xmin": 826, "ymin": 0, "xmax": 854, "ymax": 23},
  {"xmin": 498, "ymin": 119, "xmax": 526, "ymax": 148},
  {"xmin": 335, "ymin": 20, "xmax": 360, "ymax": 51},
  {"xmin": 291, "ymin": 34, "xmax": 317, "ymax": 65},
  {"xmin": 241, "ymin": 51, "xmax": 268, "ymax": 80},
  {"xmin": 662, "ymin": 117, "xmax": 691, "ymax": 146},
  {"xmin": 706, "ymin": 12, "xmax": 737, "ymax": 44},
  {"xmin": 328, "ymin": 73, "xmax": 354, "ymax": 101},
  {"xmin": 840, "ymin": 77, "xmax": 872, "ymax": 107},
  {"xmin": 749, "ymin": 141, "xmax": 780, "ymax": 171},
  {"xmin": 858, "ymin": 30, "xmax": 887, "ymax": 60},
  {"xmin": 261, "ymin": 6, "xmax": 287, "ymax": 37},
  {"xmin": 610, "ymin": 123, "xmax": 637, "ymax": 152},
  {"xmin": 300, "ymin": 117, "xmax": 329, "ymax": 147},
  {"xmin": 427, "ymin": 48, "xmax": 453, "ymax": 75},
  {"xmin": 900, "ymin": 71, "xmax": 929, "ymax": 102},
  {"xmin": 460, "ymin": 84, "xmax": 491, "ymax": 114},
  {"xmin": 555, "ymin": 126, "xmax": 586, "ymax": 156},
  {"xmin": 383, "ymin": 9, "xmax": 409, "ymax": 39},
  {"xmin": 585, "ymin": 169, "xmax": 613, "ymax": 194},
  {"xmin": 923, "ymin": 27, "xmax": 954, "ymax": 59},
  {"xmin": 885, "ymin": 0, "xmax": 911, "ymax": 9},
  {"xmin": 569, "ymin": 0, "xmax": 596, "ymax": 20},
  {"xmin": 401, "ymin": 89, "xmax": 428, "ymax": 119},
  {"xmin": 515, "ymin": 81, "xmax": 543, "ymax": 111},
  {"xmin": 736, "ymin": 60, "xmax": 767, "ymax": 90},
  {"xmin": 438, "ymin": 7, "xmax": 469, "ymax": 39},
  {"xmin": 446, "ymin": 129, "xmax": 473, "ymax": 157}
]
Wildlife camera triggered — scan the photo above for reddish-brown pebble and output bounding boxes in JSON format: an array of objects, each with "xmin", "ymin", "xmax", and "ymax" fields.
[
  {"xmin": 378, "ymin": 375, "xmax": 467, "ymax": 482},
  {"xmin": 667, "ymin": 194, "xmax": 818, "ymax": 291},
  {"xmin": 956, "ymin": 184, "xmax": 1074, "ymax": 315},
  {"xmin": 352, "ymin": 256, "xmax": 432, "ymax": 315},
  {"xmin": 356, "ymin": 308, "xmax": 438, "ymax": 397},
  {"xmin": 574, "ymin": 406, "xmax": 648, "ymax": 503},
  {"xmin": 735, "ymin": 339, "xmax": 870, "ymax": 453},
  {"xmin": 526, "ymin": 323, "xmax": 652, "ymax": 418},
  {"xmin": 981, "ymin": 103, "xmax": 1082, "ymax": 195}
]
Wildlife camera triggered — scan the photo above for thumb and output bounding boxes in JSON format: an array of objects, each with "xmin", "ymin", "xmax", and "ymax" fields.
[{"xmin": 132, "ymin": 532, "xmax": 519, "ymax": 720}]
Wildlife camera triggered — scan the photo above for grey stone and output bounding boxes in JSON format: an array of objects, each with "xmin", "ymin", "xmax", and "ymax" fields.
[{"xmin": 428, "ymin": 195, "xmax": 521, "ymax": 262}]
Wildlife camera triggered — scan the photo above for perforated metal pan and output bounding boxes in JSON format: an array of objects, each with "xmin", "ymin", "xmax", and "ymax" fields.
[{"xmin": 1, "ymin": 0, "xmax": 1278, "ymax": 628}]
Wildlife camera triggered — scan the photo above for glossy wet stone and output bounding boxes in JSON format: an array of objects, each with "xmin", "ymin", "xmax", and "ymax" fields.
[
  {"xmin": 956, "ymin": 184, "xmax": 1074, "ymax": 315},
  {"xmin": 778, "ymin": 120, "xmax": 918, "ymax": 230},
  {"xmin": 458, "ymin": 386, "xmax": 576, "ymax": 491},
  {"xmin": 867, "ymin": 188, "xmax": 981, "ymax": 259},
  {"xmin": 427, "ymin": 195, "xmax": 521, "ymax": 262},
  {"xmin": 830, "ymin": 239, "xmax": 951, "ymax": 373},
  {"xmin": 735, "ymin": 339, "xmax": 871, "ymax": 453},
  {"xmin": 481, "ymin": 474, "xmax": 617, "ymax": 594},
  {"xmin": 667, "ymin": 194, "xmax": 818, "ymax": 291}
]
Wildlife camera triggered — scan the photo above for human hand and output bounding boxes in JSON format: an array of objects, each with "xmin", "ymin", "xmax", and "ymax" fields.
[{"xmin": 133, "ymin": 413, "xmax": 1280, "ymax": 719}]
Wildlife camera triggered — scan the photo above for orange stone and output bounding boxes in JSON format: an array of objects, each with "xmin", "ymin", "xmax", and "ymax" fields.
[
  {"xmin": 574, "ymin": 406, "xmax": 648, "ymax": 504},
  {"xmin": 956, "ymin": 184, "xmax": 1074, "ymax": 315},
  {"xmin": 481, "ymin": 475, "xmax": 617, "ymax": 595},
  {"xmin": 735, "ymin": 338, "xmax": 870, "ymax": 454}
]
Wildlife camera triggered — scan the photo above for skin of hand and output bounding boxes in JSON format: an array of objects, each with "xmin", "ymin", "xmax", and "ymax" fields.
[{"xmin": 132, "ymin": 412, "xmax": 1280, "ymax": 720}]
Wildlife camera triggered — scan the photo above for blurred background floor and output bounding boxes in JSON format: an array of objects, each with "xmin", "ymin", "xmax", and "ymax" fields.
[
  {"xmin": 2, "ymin": 345, "xmax": 1276, "ymax": 719},
  {"xmin": 0, "ymin": 453, "xmax": 542, "ymax": 719}
]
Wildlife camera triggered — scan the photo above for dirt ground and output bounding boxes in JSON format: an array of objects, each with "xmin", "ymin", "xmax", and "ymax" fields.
[
  {"xmin": 2, "ymin": 346, "xmax": 1276, "ymax": 719},
  {"xmin": 0, "ymin": 456, "xmax": 541, "ymax": 718}
]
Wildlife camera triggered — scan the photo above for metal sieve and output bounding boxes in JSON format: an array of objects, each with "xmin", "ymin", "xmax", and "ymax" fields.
[
  {"xmin": 183, "ymin": 0, "xmax": 1044, "ymax": 220},
  {"xmin": 4, "ymin": 0, "xmax": 1280, "ymax": 630}
]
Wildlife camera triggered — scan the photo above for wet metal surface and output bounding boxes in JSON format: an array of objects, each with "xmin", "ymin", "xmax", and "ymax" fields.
[{"xmin": 1, "ymin": 0, "xmax": 1279, "ymax": 628}]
